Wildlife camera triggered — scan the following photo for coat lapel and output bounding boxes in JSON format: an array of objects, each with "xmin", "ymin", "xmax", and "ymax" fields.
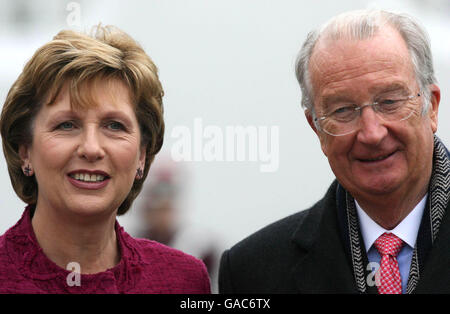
[
  {"xmin": 290, "ymin": 183, "xmax": 358, "ymax": 293},
  {"xmin": 414, "ymin": 201, "xmax": 450, "ymax": 293},
  {"xmin": 414, "ymin": 140, "xmax": 450, "ymax": 293}
]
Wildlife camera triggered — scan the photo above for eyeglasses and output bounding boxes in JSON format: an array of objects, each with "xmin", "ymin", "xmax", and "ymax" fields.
[{"xmin": 313, "ymin": 92, "xmax": 422, "ymax": 136}]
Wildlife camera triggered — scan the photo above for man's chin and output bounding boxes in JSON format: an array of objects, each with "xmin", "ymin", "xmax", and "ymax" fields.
[
  {"xmin": 345, "ymin": 160, "xmax": 407, "ymax": 195},
  {"xmin": 349, "ymin": 178, "xmax": 402, "ymax": 197}
]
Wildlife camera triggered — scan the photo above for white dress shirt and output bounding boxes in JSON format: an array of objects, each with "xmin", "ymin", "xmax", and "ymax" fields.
[{"xmin": 355, "ymin": 194, "xmax": 427, "ymax": 294}]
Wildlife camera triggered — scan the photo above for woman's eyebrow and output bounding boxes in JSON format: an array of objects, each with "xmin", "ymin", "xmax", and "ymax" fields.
[
  {"xmin": 45, "ymin": 110, "xmax": 80, "ymax": 123},
  {"xmin": 100, "ymin": 110, "xmax": 134, "ymax": 126}
]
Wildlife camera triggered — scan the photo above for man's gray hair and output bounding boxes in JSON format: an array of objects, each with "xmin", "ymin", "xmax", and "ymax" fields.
[{"xmin": 295, "ymin": 9, "xmax": 437, "ymax": 116}]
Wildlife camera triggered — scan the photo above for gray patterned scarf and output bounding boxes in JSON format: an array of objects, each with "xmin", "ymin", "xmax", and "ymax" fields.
[{"xmin": 345, "ymin": 135, "xmax": 450, "ymax": 293}]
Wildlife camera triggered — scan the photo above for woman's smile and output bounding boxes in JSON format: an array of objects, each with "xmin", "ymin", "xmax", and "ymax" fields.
[{"xmin": 67, "ymin": 169, "xmax": 111, "ymax": 190}]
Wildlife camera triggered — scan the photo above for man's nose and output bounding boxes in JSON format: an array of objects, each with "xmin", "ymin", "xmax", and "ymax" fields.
[
  {"xmin": 77, "ymin": 126, "xmax": 105, "ymax": 161},
  {"xmin": 355, "ymin": 106, "xmax": 388, "ymax": 145}
]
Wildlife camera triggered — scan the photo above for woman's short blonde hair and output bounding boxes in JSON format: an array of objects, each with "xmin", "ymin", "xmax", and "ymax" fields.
[{"xmin": 0, "ymin": 25, "xmax": 165, "ymax": 215}]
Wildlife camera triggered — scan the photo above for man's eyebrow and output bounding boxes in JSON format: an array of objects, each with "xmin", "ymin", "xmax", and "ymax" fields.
[
  {"xmin": 320, "ymin": 82, "xmax": 410, "ymax": 105},
  {"xmin": 368, "ymin": 82, "xmax": 410, "ymax": 95},
  {"xmin": 320, "ymin": 94, "xmax": 355, "ymax": 111}
]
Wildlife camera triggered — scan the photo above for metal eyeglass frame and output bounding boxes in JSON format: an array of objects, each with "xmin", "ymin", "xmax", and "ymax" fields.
[{"xmin": 313, "ymin": 92, "xmax": 422, "ymax": 136}]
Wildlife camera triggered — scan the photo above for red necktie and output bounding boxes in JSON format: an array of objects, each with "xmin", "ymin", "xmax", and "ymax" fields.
[{"xmin": 374, "ymin": 232, "xmax": 404, "ymax": 294}]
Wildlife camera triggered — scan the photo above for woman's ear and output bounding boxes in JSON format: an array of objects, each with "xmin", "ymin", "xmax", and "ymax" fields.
[
  {"xmin": 18, "ymin": 144, "xmax": 33, "ymax": 176},
  {"xmin": 136, "ymin": 146, "xmax": 147, "ymax": 180},
  {"xmin": 19, "ymin": 144, "xmax": 30, "ymax": 165}
]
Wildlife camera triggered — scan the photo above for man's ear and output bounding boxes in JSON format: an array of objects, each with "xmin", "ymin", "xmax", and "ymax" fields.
[
  {"xmin": 305, "ymin": 109, "xmax": 319, "ymax": 135},
  {"xmin": 305, "ymin": 109, "xmax": 328, "ymax": 157},
  {"xmin": 427, "ymin": 84, "xmax": 440, "ymax": 133}
]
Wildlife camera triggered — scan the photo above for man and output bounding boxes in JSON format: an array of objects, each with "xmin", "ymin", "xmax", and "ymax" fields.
[{"xmin": 219, "ymin": 10, "xmax": 449, "ymax": 294}]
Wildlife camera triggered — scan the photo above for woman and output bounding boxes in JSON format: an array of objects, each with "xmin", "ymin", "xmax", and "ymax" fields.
[{"xmin": 0, "ymin": 25, "xmax": 210, "ymax": 293}]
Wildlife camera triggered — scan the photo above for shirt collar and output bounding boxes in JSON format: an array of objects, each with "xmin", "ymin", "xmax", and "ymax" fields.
[{"xmin": 355, "ymin": 194, "xmax": 427, "ymax": 252}]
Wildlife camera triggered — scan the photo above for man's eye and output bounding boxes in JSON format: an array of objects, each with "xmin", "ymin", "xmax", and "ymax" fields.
[
  {"xmin": 331, "ymin": 105, "xmax": 357, "ymax": 117},
  {"xmin": 379, "ymin": 99, "xmax": 399, "ymax": 105},
  {"xmin": 378, "ymin": 99, "xmax": 403, "ymax": 112},
  {"xmin": 334, "ymin": 106, "xmax": 354, "ymax": 114},
  {"xmin": 328, "ymin": 105, "xmax": 358, "ymax": 122}
]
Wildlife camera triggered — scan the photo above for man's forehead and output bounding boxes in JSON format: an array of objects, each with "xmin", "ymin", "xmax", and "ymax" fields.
[
  {"xmin": 308, "ymin": 27, "xmax": 414, "ymax": 93},
  {"xmin": 311, "ymin": 27, "xmax": 409, "ymax": 66},
  {"xmin": 310, "ymin": 49, "xmax": 406, "ymax": 82}
]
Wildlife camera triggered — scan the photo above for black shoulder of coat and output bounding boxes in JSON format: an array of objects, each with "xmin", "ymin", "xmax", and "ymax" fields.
[{"xmin": 219, "ymin": 181, "xmax": 339, "ymax": 293}]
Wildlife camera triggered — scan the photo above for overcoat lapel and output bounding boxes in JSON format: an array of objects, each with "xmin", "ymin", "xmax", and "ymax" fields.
[
  {"xmin": 290, "ymin": 182, "xmax": 358, "ymax": 293},
  {"xmin": 414, "ymin": 199, "xmax": 450, "ymax": 293},
  {"xmin": 414, "ymin": 140, "xmax": 450, "ymax": 293}
]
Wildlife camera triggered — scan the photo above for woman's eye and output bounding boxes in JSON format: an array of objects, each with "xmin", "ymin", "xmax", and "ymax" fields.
[
  {"xmin": 58, "ymin": 121, "xmax": 75, "ymax": 130},
  {"xmin": 107, "ymin": 121, "xmax": 125, "ymax": 131}
]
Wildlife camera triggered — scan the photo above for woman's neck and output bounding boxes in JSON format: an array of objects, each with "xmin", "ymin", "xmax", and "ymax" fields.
[{"xmin": 31, "ymin": 202, "xmax": 120, "ymax": 274}]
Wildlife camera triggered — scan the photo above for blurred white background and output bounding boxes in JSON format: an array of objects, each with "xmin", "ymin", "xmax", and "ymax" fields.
[{"xmin": 0, "ymin": 0, "xmax": 449, "ymax": 290}]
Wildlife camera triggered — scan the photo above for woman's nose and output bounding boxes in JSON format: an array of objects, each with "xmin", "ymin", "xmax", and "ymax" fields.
[{"xmin": 77, "ymin": 126, "xmax": 105, "ymax": 161}]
